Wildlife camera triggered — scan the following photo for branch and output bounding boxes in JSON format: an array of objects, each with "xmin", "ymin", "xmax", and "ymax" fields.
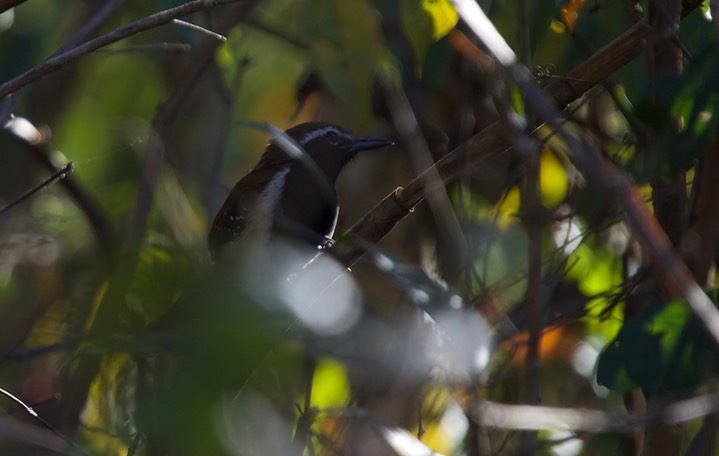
[
  {"xmin": 0, "ymin": 0, "xmax": 127, "ymax": 121},
  {"xmin": 3, "ymin": 117, "xmax": 115, "ymax": 254},
  {"xmin": 124, "ymin": 0, "xmax": 259, "ymax": 251},
  {"xmin": 0, "ymin": 162, "xmax": 73, "ymax": 217},
  {"xmin": 450, "ymin": 0, "xmax": 719, "ymax": 347},
  {"xmin": 0, "ymin": 0, "xmax": 242, "ymax": 99},
  {"xmin": 345, "ymin": 21, "xmax": 651, "ymax": 257},
  {"xmin": 51, "ymin": 1, "xmax": 258, "ymax": 436},
  {"xmin": 475, "ymin": 392, "xmax": 719, "ymax": 433},
  {"xmin": 0, "ymin": 0, "xmax": 27, "ymax": 15},
  {"xmin": 0, "ymin": 387, "xmax": 80, "ymax": 451}
]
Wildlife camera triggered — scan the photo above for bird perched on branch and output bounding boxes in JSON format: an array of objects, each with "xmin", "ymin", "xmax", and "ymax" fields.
[{"xmin": 208, "ymin": 122, "xmax": 393, "ymax": 262}]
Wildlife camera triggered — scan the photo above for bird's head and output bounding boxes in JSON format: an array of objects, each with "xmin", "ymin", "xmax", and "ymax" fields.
[{"xmin": 262, "ymin": 122, "xmax": 393, "ymax": 181}]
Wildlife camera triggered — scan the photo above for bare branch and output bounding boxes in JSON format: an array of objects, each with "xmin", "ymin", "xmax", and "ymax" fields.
[
  {"xmin": 345, "ymin": 22, "xmax": 651, "ymax": 254},
  {"xmin": 0, "ymin": 0, "xmax": 242, "ymax": 99},
  {"xmin": 451, "ymin": 0, "xmax": 719, "ymax": 347},
  {"xmin": 0, "ymin": 387, "xmax": 81, "ymax": 451},
  {"xmin": 0, "ymin": 0, "xmax": 27, "ymax": 15},
  {"xmin": 3, "ymin": 116, "xmax": 114, "ymax": 253},
  {"xmin": 0, "ymin": 162, "xmax": 74, "ymax": 217},
  {"xmin": 0, "ymin": 0, "xmax": 127, "ymax": 121},
  {"xmin": 475, "ymin": 392, "xmax": 719, "ymax": 433},
  {"xmin": 172, "ymin": 18, "xmax": 227, "ymax": 41},
  {"xmin": 379, "ymin": 79, "xmax": 468, "ymax": 260}
]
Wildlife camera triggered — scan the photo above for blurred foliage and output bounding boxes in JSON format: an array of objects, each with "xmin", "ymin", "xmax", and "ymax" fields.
[
  {"xmin": 597, "ymin": 299, "xmax": 719, "ymax": 396},
  {"xmin": 1, "ymin": 0, "xmax": 719, "ymax": 455},
  {"xmin": 400, "ymin": 0, "xmax": 458, "ymax": 72}
]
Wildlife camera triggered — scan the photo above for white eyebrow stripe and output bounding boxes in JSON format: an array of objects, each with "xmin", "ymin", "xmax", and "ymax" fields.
[{"xmin": 298, "ymin": 125, "xmax": 354, "ymax": 146}]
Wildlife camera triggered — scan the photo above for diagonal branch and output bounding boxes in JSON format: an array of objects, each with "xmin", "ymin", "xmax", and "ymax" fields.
[
  {"xmin": 345, "ymin": 21, "xmax": 651, "ymax": 257},
  {"xmin": 449, "ymin": 0, "xmax": 719, "ymax": 348},
  {"xmin": 0, "ymin": 0, "xmax": 242, "ymax": 99},
  {"xmin": 346, "ymin": 1, "xmax": 719, "ymax": 351}
]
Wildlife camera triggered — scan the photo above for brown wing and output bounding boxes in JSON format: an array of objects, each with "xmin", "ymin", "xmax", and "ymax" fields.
[{"xmin": 208, "ymin": 160, "xmax": 287, "ymax": 260}]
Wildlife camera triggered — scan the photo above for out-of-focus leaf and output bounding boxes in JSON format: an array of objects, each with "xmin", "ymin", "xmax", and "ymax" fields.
[
  {"xmin": 496, "ymin": 186, "xmax": 521, "ymax": 229},
  {"xmin": 631, "ymin": 38, "xmax": 719, "ymax": 181},
  {"xmin": 474, "ymin": 223, "xmax": 529, "ymax": 303},
  {"xmin": 560, "ymin": 0, "xmax": 586, "ymax": 31},
  {"xmin": 400, "ymin": 0, "xmax": 458, "ymax": 69},
  {"xmin": 285, "ymin": 0, "xmax": 385, "ymax": 121},
  {"xmin": 79, "ymin": 353, "xmax": 135, "ymax": 455},
  {"xmin": 566, "ymin": 236, "xmax": 624, "ymax": 342},
  {"xmin": 540, "ymin": 148, "xmax": 569, "ymax": 208},
  {"xmin": 382, "ymin": 424, "xmax": 443, "ymax": 456},
  {"xmin": 127, "ymin": 245, "xmax": 194, "ymax": 325},
  {"xmin": 448, "ymin": 183, "xmax": 531, "ymax": 301},
  {"xmin": 566, "ymin": 242, "xmax": 621, "ymax": 297},
  {"xmin": 596, "ymin": 299, "xmax": 719, "ymax": 395},
  {"xmin": 53, "ymin": 56, "xmax": 164, "ymax": 219},
  {"xmin": 310, "ymin": 358, "xmax": 350, "ymax": 409},
  {"xmin": 421, "ymin": 35, "xmax": 454, "ymax": 87},
  {"xmin": 509, "ymin": 82, "xmax": 526, "ymax": 116},
  {"xmin": 224, "ymin": 25, "xmax": 307, "ymax": 165},
  {"xmin": 417, "ymin": 391, "xmax": 466, "ymax": 455}
]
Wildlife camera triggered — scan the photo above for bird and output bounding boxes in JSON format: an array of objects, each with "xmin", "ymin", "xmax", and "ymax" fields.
[{"xmin": 208, "ymin": 122, "xmax": 393, "ymax": 262}]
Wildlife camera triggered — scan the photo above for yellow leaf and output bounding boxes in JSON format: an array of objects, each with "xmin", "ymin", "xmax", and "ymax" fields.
[
  {"xmin": 310, "ymin": 358, "xmax": 350, "ymax": 409},
  {"xmin": 425, "ymin": 0, "xmax": 459, "ymax": 40},
  {"xmin": 215, "ymin": 40, "xmax": 234, "ymax": 69},
  {"xmin": 550, "ymin": 19, "xmax": 566, "ymax": 34},
  {"xmin": 496, "ymin": 186, "xmax": 521, "ymax": 228},
  {"xmin": 401, "ymin": 0, "xmax": 458, "ymax": 65},
  {"xmin": 540, "ymin": 148, "xmax": 569, "ymax": 207}
]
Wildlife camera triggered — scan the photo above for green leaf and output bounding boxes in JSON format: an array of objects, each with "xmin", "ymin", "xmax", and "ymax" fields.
[
  {"xmin": 630, "ymin": 36, "xmax": 719, "ymax": 181},
  {"xmin": 596, "ymin": 299, "xmax": 719, "ymax": 396}
]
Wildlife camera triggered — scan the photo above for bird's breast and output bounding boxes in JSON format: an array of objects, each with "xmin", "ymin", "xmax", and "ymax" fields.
[{"xmin": 275, "ymin": 166, "xmax": 340, "ymax": 244}]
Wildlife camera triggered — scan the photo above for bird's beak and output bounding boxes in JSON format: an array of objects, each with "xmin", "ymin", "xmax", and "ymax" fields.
[{"xmin": 345, "ymin": 137, "xmax": 394, "ymax": 153}]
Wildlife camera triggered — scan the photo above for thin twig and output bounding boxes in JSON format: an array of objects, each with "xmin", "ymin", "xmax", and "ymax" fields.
[
  {"xmin": 477, "ymin": 53, "xmax": 544, "ymax": 454},
  {"xmin": 451, "ymin": 0, "xmax": 719, "ymax": 348},
  {"xmin": 344, "ymin": 21, "xmax": 653, "ymax": 260},
  {"xmin": 0, "ymin": 387, "xmax": 82, "ymax": 451},
  {"xmin": 0, "ymin": 0, "xmax": 127, "ymax": 121},
  {"xmin": 379, "ymin": 80, "xmax": 468, "ymax": 263},
  {"xmin": 56, "ymin": 0, "xmax": 259, "ymax": 438},
  {"xmin": 58, "ymin": 0, "xmax": 128, "ymax": 53},
  {"xmin": 124, "ymin": 0, "xmax": 258, "ymax": 251},
  {"xmin": 0, "ymin": 0, "xmax": 241, "ymax": 98},
  {"xmin": 172, "ymin": 18, "xmax": 227, "ymax": 41},
  {"xmin": 4, "ymin": 116, "xmax": 115, "ymax": 253},
  {"xmin": 99, "ymin": 7, "xmax": 261, "ymax": 329},
  {"xmin": 0, "ymin": 162, "xmax": 74, "ymax": 217}
]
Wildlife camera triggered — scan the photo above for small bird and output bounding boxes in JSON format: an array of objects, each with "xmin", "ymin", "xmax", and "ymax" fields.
[{"xmin": 208, "ymin": 122, "xmax": 393, "ymax": 261}]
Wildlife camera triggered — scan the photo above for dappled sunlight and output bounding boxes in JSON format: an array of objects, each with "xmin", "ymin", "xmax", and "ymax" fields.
[
  {"xmin": 2, "ymin": 0, "xmax": 718, "ymax": 454},
  {"xmin": 217, "ymin": 392, "xmax": 299, "ymax": 456}
]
